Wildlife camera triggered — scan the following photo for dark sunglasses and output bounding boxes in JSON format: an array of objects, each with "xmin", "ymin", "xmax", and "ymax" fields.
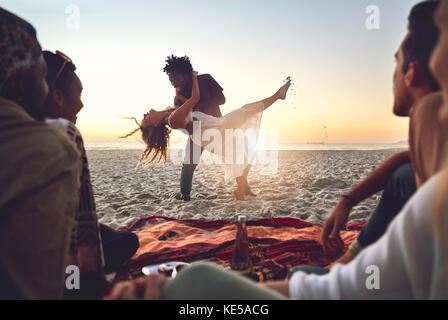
[{"xmin": 51, "ymin": 50, "xmax": 72, "ymax": 89}]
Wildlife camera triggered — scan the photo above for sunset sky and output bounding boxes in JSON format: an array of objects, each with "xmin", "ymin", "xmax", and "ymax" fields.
[{"xmin": 1, "ymin": 0, "xmax": 423, "ymax": 145}]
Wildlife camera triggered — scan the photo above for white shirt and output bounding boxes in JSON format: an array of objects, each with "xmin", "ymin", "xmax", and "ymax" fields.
[{"xmin": 290, "ymin": 172, "xmax": 448, "ymax": 299}]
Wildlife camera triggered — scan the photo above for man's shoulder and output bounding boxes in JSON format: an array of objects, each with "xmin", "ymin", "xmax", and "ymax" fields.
[
  {"xmin": 4, "ymin": 115, "xmax": 80, "ymax": 165},
  {"xmin": 0, "ymin": 102, "xmax": 75, "ymax": 153},
  {"xmin": 0, "ymin": 111, "xmax": 80, "ymax": 205},
  {"xmin": 198, "ymin": 73, "xmax": 212, "ymax": 80},
  {"xmin": 198, "ymin": 73, "xmax": 216, "ymax": 83},
  {"xmin": 197, "ymin": 73, "xmax": 223, "ymax": 92}
]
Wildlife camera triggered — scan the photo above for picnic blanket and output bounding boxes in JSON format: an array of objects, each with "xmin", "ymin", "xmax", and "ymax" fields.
[{"xmin": 115, "ymin": 216, "xmax": 364, "ymax": 282}]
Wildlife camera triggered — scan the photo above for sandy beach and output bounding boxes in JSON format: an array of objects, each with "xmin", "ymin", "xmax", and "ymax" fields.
[{"xmin": 88, "ymin": 148, "xmax": 406, "ymax": 229}]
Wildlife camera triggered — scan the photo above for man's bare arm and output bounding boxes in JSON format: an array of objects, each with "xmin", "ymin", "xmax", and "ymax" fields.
[{"xmin": 321, "ymin": 150, "xmax": 411, "ymax": 255}]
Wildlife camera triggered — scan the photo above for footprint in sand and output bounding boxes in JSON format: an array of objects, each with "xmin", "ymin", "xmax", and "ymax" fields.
[
  {"xmin": 136, "ymin": 193, "xmax": 155, "ymax": 200},
  {"xmin": 311, "ymin": 178, "xmax": 347, "ymax": 189},
  {"xmin": 119, "ymin": 210, "xmax": 131, "ymax": 217},
  {"xmin": 111, "ymin": 203, "xmax": 124, "ymax": 210}
]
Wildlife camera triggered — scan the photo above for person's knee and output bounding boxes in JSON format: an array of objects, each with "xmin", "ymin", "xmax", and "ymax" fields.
[
  {"xmin": 391, "ymin": 163, "xmax": 414, "ymax": 182},
  {"xmin": 388, "ymin": 163, "xmax": 416, "ymax": 196},
  {"xmin": 127, "ymin": 232, "xmax": 140, "ymax": 254},
  {"xmin": 105, "ymin": 231, "xmax": 139, "ymax": 258}
]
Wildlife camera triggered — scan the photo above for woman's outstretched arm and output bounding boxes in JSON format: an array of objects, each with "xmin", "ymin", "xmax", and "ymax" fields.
[{"xmin": 168, "ymin": 72, "xmax": 200, "ymax": 129}]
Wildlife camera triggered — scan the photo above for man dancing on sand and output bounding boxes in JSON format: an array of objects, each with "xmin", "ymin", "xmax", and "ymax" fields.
[{"xmin": 163, "ymin": 55, "xmax": 256, "ymax": 201}]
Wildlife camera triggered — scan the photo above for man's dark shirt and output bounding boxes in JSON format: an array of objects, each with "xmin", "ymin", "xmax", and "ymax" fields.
[{"xmin": 175, "ymin": 74, "xmax": 224, "ymax": 118}]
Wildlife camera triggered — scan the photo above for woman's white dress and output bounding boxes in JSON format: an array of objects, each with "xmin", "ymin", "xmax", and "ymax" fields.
[{"xmin": 170, "ymin": 101, "xmax": 265, "ymax": 182}]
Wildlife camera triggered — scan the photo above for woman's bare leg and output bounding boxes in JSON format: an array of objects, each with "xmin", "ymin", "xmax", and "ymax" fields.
[
  {"xmin": 243, "ymin": 165, "xmax": 256, "ymax": 196},
  {"xmin": 259, "ymin": 80, "xmax": 291, "ymax": 110},
  {"xmin": 234, "ymin": 165, "xmax": 252, "ymax": 200},
  {"xmin": 233, "ymin": 80, "xmax": 290, "ymax": 200},
  {"xmin": 234, "ymin": 179, "xmax": 246, "ymax": 201},
  {"xmin": 234, "ymin": 175, "xmax": 246, "ymax": 201}
]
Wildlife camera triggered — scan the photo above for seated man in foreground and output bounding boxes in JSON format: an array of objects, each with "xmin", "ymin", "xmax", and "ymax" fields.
[{"xmin": 320, "ymin": 0, "xmax": 441, "ymax": 268}]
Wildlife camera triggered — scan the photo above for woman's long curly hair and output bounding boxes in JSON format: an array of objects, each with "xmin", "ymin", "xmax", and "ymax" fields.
[{"xmin": 121, "ymin": 110, "xmax": 173, "ymax": 167}]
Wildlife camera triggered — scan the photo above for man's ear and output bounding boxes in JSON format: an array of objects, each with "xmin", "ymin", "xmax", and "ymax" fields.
[
  {"xmin": 404, "ymin": 61, "xmax": 418, "ymax": 87},
  {"xmin": 404, "ymin": 61, "xmax": 428, "ymax": 88},
  {"xmin": 51, "ymin": 89, "xmax": 65, "ymax": 108}
]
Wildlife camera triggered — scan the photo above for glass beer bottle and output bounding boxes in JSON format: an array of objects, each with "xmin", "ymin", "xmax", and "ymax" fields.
[{"xmin": 230, "ymin": 215, "xmax": 252, "ymax": 275}]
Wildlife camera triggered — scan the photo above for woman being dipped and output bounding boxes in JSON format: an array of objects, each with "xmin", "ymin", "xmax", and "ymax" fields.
[{"xmin": 124, "ymin": 71, "xmax": 291, "ymax": 200}]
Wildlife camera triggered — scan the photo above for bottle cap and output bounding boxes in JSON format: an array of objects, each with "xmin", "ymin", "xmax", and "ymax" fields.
[{"xmin": 238, "ymin": 215, "xmax": 247, "ymax": 222}]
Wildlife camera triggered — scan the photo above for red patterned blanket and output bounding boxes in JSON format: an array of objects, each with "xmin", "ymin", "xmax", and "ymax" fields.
[{"xmin": 115, "ymin": 216, "xmax": 364, "ymax": 282}]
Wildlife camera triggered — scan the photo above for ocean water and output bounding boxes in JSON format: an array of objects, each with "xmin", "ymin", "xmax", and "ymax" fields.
[{"xmin": 85, "ymin": 139, "xmax": 408, "ymax": 151}]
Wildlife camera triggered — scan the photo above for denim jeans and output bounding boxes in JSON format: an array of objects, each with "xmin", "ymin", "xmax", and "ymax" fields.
[
  {"xmin": 180, "ymin": 136, "xmax": 203, "ymax": 197},
  {"xmin": 356, "ymin": 162, "xmax": 416, "ymax": 249}
]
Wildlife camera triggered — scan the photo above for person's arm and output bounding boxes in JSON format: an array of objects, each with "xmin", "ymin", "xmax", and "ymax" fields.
[
  {"xmin": 168, "ymin": 72, "xmax": 200, "ymax": 129},
  {"xmin": 343, "ymin": 150, "xmax": 411, "ymax": 203},
  {"xmin": 321, "ymin": 150, "xmax": 411, "ymax": 256}
]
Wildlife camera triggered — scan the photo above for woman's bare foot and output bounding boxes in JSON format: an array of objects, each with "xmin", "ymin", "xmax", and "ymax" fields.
[
  {"xmin": 246, "ymin": 183, "xmax": 257, "ymax": 197},
  {"xmin": 276, "ymin": 79, "xmax": 291, "ymax": 100},
  {"xmin": 234, "ymin": 189, "xmax": 246, "ymax": 201}
]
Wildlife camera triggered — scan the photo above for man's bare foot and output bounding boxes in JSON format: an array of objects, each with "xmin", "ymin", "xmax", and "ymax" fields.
[
  {"xmin": 276, "ymin": 79, "xmax": 291, "ymax": 100},
  {"xmin": 234, "ymin": 189, "xmax": 246, "ymax": 201},
  {"xmin": 325, "ymin": 250, "xmax": 355, "ymax": 270}
]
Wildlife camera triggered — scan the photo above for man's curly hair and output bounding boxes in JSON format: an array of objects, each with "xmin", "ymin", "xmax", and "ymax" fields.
[{"xmin": 163, "ymin": 55, "xmax": 193, "ymax": 76}]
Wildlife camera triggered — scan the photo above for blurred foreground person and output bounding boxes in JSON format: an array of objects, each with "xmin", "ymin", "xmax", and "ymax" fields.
[
  {"xmin": 320, "ymin": 0, "xmax": 441, "ymax": 268},
  {"xmin": 0, "ymin": 8, "xmax": 80, "ymax": 299}
]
